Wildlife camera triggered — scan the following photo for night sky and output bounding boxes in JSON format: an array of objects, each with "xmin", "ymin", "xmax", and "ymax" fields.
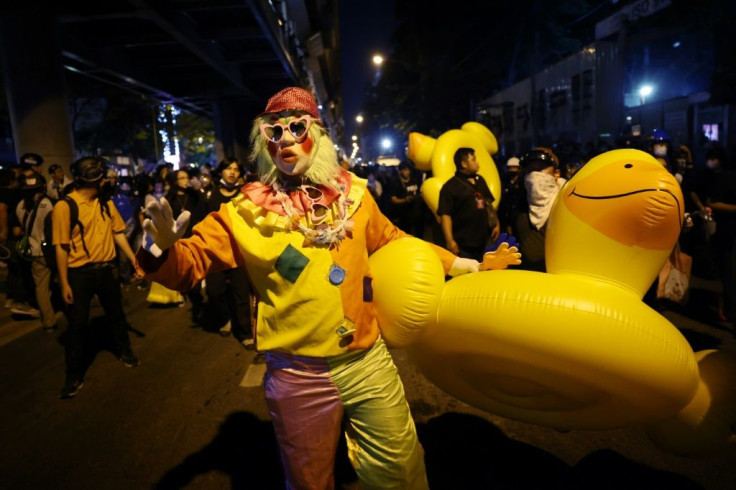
[{"xmin": 338, "ymin": 0, "xmax": 398, "ymax": 139}]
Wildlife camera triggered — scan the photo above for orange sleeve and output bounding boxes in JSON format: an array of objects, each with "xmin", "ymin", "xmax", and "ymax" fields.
[
  {"xmin": 135, "ymin": 208, "xmax": 244, "ymax": 291},
  {"xmin": 52, "ymin": 200, "xmax": 71, "ymax": 246},
  {"xmin": 361, "ymin": 191, "xmax": 456, "ymax": 274}
]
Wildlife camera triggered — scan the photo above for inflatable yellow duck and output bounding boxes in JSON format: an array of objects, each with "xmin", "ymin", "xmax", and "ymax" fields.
[
  {"xmin": 408, "ymin": 121, "xmax": 501, "ymax": 215},
  {"xmin": 370, "ymin": 148, "xmax": 736, "ymax": 456}
]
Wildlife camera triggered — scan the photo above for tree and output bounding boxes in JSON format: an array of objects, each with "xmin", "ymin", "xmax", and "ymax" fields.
[
  {"xmin": 67, "ymin": 72, "xmax": 157, "ymax": 162},
  {"xmin": 173, "ymin": 110, "xmax": 216, "ymax": 167},
  {"xmin": 66, "ymin": 72, "xmax": 215, "ymax": 167}
]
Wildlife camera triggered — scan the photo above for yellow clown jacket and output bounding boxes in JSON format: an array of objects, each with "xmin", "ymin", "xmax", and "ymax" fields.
[{"xmin": 136, "ymin": 172, "xmax": 456, "ymax": 357}]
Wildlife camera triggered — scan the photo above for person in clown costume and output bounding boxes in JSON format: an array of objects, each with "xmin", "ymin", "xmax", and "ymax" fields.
[{"xmin": 135, "ymin": 87, "xmax": 497, "ymax": 489}]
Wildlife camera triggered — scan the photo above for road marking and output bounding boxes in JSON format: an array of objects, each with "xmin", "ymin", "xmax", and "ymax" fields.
[{"xmin": 240, "ymin": 363, "xmax": 267, "ymax": 387}]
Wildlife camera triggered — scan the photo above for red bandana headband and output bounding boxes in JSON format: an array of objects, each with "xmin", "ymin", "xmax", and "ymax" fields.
[{"xmin": 258, "ymin": 87, "xmax": 321, "ymax": 120}]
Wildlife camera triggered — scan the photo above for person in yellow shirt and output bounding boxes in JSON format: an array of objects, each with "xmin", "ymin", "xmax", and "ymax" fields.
[
  {"xmin": 136, "ymin": 87, "xmax": 486, "ymax": 489},
  {"xmin": 53, "ymin": 156, "xmax": 140, "ymax": 399}
]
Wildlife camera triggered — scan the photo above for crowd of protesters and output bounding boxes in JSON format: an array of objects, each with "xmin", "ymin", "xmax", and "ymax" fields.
[
  {"xmin": 0, "ymin": 154, "xmax": 259, "ymax": 397},
  {"xmin": 0, "ymin": 127, "xmax": 733, "ymax": 398}
]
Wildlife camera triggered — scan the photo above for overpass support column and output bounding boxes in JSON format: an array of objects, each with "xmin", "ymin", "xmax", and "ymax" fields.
[
  {"xmin": 0, "ymin": 7, "xmax": 75, "ymax": 174},
  {"xmin": 212, "ymin": 99, "xmax": 254, "ymax": 173}
]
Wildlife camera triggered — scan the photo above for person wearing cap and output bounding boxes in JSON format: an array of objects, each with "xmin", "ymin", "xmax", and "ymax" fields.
[
  {"xmin": 514, "ymin": 147, "xmax": 561, "ymax": 272},
  {"xmin": 47, "ymin": 164, "xmax": 73, "ymax": 201},
  {"xmin": 53, "ymin": 156, "xmax": 141, "ymax": 399},
  {"xmin": 498, "ymin": 155, "xmax": 526, "ymax": 234},
  {"xmin": 14, "ymin": 174, "xmax": 56, "ymax": 326},
  {"xmin": 19, "ymin": 152, "xmax": 44, "ymax": 179},
  {"xmin": 135, "ymin": 86, "xmax": 502, "ymax": 489}
]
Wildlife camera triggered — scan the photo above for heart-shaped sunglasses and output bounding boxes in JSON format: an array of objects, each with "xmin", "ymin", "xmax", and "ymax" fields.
[
  {"xmin": 303, "ymin": 185, "xmax": 330, "ymax": 223},
  {"xmin": 260, "ymin": 115, "xmax": 314, "ymax": 144}
]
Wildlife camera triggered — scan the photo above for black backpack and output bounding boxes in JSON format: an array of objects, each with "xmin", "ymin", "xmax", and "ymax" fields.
[{"xmin": 42, "ymin": 197, "xmax": 89, "ymax": 271}]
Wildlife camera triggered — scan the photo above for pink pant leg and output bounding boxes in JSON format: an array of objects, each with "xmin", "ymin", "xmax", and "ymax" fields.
[{"xmin": 264, "ymin": 353, "xmax": 344, "ymax": 490}]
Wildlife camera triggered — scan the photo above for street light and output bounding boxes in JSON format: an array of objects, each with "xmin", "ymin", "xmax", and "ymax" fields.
[
  {"xmin": 381, "ymin": 138, "xmax": 392, "ymax": 150},
  {"xmin": 372, "ymin": 54, "xmax": 384, "ymax": 67},
  {"xmin": 355, "ymin": 114, "xmax": 364, "ymax": 124},
  {"xmin": 639, "ymin": 85, "xmax": 653, "ymax": 105}
]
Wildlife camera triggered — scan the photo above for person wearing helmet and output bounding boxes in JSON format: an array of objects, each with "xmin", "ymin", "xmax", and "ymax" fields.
[
  {"xmin": 649, "ymin": 129, "xmax": 672, "ymax": 171},
  {"xmin": 52, "ymin": 156, "xmax": 141, "ymax": 399},
  {"xmin": 14, "ymin": 173, "xmax": 57, "ymax": 328},
  {"xmin": 513, "ymin": 147, "xmax": 562, "ymax": 272}
]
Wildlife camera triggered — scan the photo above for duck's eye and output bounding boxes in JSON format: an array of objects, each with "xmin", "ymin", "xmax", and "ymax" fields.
[{"xmin": 624, "ymin": 163, "xmax": 633, "ymax": 168}]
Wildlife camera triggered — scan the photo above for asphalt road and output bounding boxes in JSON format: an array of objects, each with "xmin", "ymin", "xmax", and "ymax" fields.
[{"xmin": 0, "ymin": 270, "xmax": 734, "ymax": 489}]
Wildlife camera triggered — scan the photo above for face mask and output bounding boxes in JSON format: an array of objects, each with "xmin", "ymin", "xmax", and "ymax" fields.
[
  {"xmin": 653, "ymin": 145, "xmax": 668, "ymax": 157},
  {"xmin": 525, "ymin": 171, "xmax": 558, "ymax": 199},
  {"xmin": 219, "ymin": 178, "xmax": 239, "ymax": 190}
]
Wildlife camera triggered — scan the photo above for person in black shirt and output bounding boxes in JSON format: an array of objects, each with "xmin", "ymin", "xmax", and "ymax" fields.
[
  {"xmin": 498, "ymin": 156, "xmax": 526, "ymax": 234},
  {"xmin": 166, "ymin": 169, "xmax": 200, "ymax": 236},
  {"xmin": 166, "ymin": 168, "xmax": 204, "ymax": 320},
  {"xmin": 387, "ymin": 160, "xmax": 424, "ymax": 237},
  {"xmin": 437, "ymin": 147, "xmax": 500, "ymax": 261},
  {"xmin": 703, "ymin": 147, "xmax": 736, "ymax": 331},
  {"xmin": 195, "ymin": 158, "xmax": 253, "ymax": 346}
]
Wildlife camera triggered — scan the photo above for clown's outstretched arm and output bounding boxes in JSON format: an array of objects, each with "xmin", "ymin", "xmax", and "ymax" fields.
[
  {"xmin": 361, "ymin": 191, "xmax": 472, "ymax": 276},
  {"xmin": 135, "ymin": 198, "xmax": 243, "ymax": 291}
]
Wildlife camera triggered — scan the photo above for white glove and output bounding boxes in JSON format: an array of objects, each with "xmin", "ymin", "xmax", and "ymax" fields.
[
  {"xmin": 142, "ymin": 197, "xmax": 191, "ymax": 257},
  {"xmin": 449, "ymin": 257, "xmax": 480, "ymax": 276}
]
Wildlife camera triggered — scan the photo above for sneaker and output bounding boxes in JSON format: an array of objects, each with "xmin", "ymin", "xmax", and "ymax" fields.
[
  {"xmin": 11, "ymin": 302, "xmax": 40, "ymax": 318},
  {"xmin": 219, "ymin": 320, "xmax": 232, "ymax": 337},
  {"xmin": 119, "ymin": 349, "xmax": 140, "ymax": 368},
  {"xmin": 60, "ymin": 378, "xmax": 84, "ymax": 399},
  {"xmin": 241, "ymin": 336, "xmax": 255, "ymax": 350}
]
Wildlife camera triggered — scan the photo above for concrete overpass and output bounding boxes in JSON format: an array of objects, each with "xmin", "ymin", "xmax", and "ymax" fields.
[{"xmin": 0, "ymin": 0, "xmax": 341, "ymax": 170}]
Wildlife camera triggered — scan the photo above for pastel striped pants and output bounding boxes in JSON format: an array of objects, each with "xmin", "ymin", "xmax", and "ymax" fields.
[{"xmin": 264, "ymin": 338, "xmax": 428, "ymax": 490}]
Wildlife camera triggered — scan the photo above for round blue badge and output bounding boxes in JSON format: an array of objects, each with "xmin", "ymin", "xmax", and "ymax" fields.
[{"xmin": 329, "ymin": 264, "xmax": 345, "ymax": 285}]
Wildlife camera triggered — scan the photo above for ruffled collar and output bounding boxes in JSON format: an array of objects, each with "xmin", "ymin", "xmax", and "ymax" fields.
[
  {"xmin": 242, "ymin": 168, "xmax": 352, "ymax": 217},
  {"xmin": 234, "ymin": 168, "xmax": 366, "ymax": 246}
]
